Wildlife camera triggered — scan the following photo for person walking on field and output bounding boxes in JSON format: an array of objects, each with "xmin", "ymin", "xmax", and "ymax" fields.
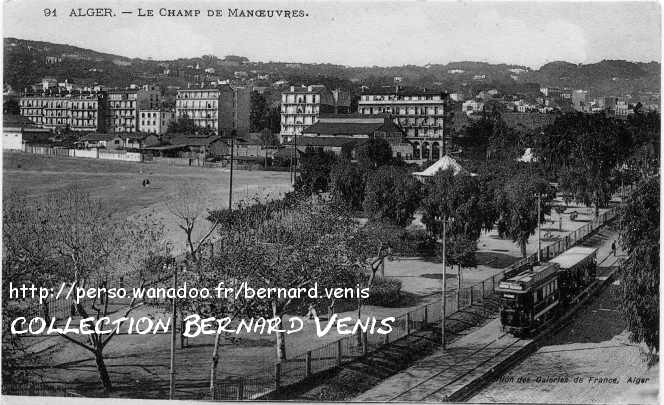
[{"xmin": 611, "ymin": 240, "xmax": 617, "ymax": 257}]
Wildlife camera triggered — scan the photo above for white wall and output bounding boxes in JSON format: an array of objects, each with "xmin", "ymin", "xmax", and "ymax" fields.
[{"xmin": 3, "ymin": 132, "xmax": 23, "ymax": 150}]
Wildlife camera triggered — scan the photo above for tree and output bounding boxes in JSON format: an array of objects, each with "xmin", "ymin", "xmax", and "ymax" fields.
[
  {"xmin": 495, "ymin": 173, "xmax": 552, "ymax": 257},
  {"xmin": 618, "ymin": 176, "xmax": 659, "ymax": 358},
  {"xmin": 356, "ymin": 138, "xmax": 393, "ymax": 169},
  {"xmin": 294, "ymin": 147, "xmax": 337, "ymax": 194},
  {"xmin": 534, "ymin": 113, "xmax": 634, "ymax": 216},
  {"xmin": 363, "ymin": 166, "xmax": 421, "ymax": 227},
  {"xmin": 167, "ymin": 116, "xmax": 216, "ymax": 136},
  {"xmin": 246, "ymin": 200, "xmax": 367, "ymax": 361},
  {"xmin": 330, "ymin": 159, "xmax": 366, "ymax": 212},
  {"xmin": 421, "ymin": 170, "xmax": 495, "ymax": 241},
  {"xmin": 166, "ymin": 185, "xmax": 220, "ymax": 263},
  {"xmin": 2, "ymin": 187, "xmax": 170, "ymax": 392},
  {"xmin": 250, "ymin": 91, "xmax": 268, "ymax": 132}
]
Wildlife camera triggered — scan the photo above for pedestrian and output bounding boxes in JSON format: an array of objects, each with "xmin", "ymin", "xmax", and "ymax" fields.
[
  {"xmin": 306, "ymin": 303, "xmax": 318, "ymax": 321},
  {"xmin": 611, "ymin": 240, "xmax": 617, "ymax": 257}
]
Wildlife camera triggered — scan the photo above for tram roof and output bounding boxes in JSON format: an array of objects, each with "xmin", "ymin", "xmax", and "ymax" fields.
[
  {"xmin": 548, "ymin": 247, "xmax": 598, "ymax": 269},
  {"xmin": 497, "ymin": 262, "xmax": 559, "ymax": 293}
]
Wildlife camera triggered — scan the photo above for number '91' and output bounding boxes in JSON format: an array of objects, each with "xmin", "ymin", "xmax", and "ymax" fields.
[{"xmin": 43, "ymin": 8, "xmax": 56, "ymax": 17}]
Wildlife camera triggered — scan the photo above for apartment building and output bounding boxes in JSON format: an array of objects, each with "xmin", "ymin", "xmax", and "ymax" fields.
[
  {"xmin": 138, "ymin": 84, "xmax": 162, "ymax": 110},
  {"xmin": 107, "ymin": 90, "xmax": 139, "ymax": 133},
  {"xmin": 280, "ymin": 85, "xmax": 351, "ymax": 143},
  {"xmin": 175, "ymin": 85, "xmax": 250, "ymax": 134},
  {"xmin": 19, "ymin": 92, "xmax": 107, "ymax": 131},
  {"xmin": 358, "ymin": 88, "xmax": 447, "ymax": 160},
  {"xmin": 70, "ymin": 93, "xmax": 107, "ymax": 132},
  {"xmin": 139, "ymin": 109, "xmax": 174, "ymax": 134}
]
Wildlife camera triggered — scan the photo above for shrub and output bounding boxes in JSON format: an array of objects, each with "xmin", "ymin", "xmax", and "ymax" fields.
[{"xmin": 365, "ymin": 278, "xmax": 402, "ymax": 307}]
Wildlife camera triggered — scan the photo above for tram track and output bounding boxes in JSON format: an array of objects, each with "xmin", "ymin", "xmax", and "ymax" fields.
[
  {"xmin": 387, "ymin": 333, "xmax": 525, "ymax": 401},
  {"xmin": 376, "ymin": 251, "xmax": 620, "ymax": 402}
]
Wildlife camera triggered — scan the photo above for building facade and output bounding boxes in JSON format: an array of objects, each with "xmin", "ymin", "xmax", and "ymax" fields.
[
  {"xmin": 137, "ymin": 84, "xmax": 162, "ymax": 110},
  {"xmin": 19, "ymin": 92, "xmax": 107, "ymax": 132},
  {"xmin": 301, "ymin": 114, "xmax": 413, "ymax": 159},
  {"xmin": 358, "ymin": 88, "xmax": 447, "ymax": 160},
  {"xmin": 175, "ymin": 85, "xmax": 250, "ymax": 133},
  {"xmin": 70, "ymin": 93, "xmax": 107, "ymax": 132},
  {"xmin": 280, "ymin": 85, "xmax": 351, "ymax": 143},
  {"xmin": 107, "ymin": 90, "xmax": 139, "ymax": 133},
  {"xmin": 139, "ymin": 109, "xmax": 174, "ymax": 134}
]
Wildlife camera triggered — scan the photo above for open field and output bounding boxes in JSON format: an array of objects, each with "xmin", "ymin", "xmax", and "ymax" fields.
[{"xmin": 3, "ymin": 152, "xmax": 293, "ymax": 253}]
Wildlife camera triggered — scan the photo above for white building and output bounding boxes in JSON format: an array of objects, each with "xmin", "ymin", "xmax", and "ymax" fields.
[
  {"xmin": 358, "ymin": 88, "xmax": 447, "ymax": 160},
  {"xmin": 139, "ymin": 109, "xmax": 174, "ymax": 134},
  {"xmin": 462, "ymin": 100, "xmax": 485, "ymax": 116},
  {"xmin": 280, "ymin": 85, "xmax": 350, "ymax": 143}
]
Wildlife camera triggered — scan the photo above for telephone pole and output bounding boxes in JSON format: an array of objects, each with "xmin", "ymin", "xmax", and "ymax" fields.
[
  {"xmin": 228, "ymin": 129, "xmax": 235, "ymax": 210},
  {"xmin": 537, "ymin": 193, "xmax": 541, "ymax": 262},
  {"xmin": 169, "ymin": 263, "xmax": 178, "ymax": 400},
  {"xmin": 441, "ymin": 216, "xmax": 447, "ymax": 348}
]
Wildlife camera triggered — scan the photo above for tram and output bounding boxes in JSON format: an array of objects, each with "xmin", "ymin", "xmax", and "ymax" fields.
[{"xmin": 497, "ymin": 247, "xmax": 598, "ymax": 336}]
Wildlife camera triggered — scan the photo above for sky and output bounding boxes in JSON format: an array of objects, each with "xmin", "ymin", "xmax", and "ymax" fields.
[{"xmin": 2, "ymin": 0, "xmax": 661, "ymax": 68}]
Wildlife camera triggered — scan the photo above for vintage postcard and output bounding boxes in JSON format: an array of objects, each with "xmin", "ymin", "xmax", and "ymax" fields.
[{"xmin": 1, "ymin": 1, "xmax": 660, "ymax": 404}]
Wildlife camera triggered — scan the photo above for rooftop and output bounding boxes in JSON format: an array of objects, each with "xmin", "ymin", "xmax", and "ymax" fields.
[{"xmin": 298, "ymin": 136, "xmax": 366, "ymax": 148}]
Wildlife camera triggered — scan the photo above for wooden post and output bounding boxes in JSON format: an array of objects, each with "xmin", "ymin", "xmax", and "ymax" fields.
[
  {"xmin": 336, "ymin": 340, "xmax": 342, "ymax": 366},
  {"xmin": 305, "ymin": 351, "xmax": 312, "ymax": 377},
  {"xmin": 274, "ymin": 363, "xmax": 281, "ymax": 391},
  {"xmin": 237, "ymin": 379, "xmax": 244, "ymax": 400}
]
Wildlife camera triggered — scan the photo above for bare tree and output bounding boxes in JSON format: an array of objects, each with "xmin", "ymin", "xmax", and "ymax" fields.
[
  {"xmin": 166, "ymin": 185, "xmax": 220, "ymax": 264},
  {"xmin": 3, "ymin": 187, "xmax": 171, "ymax": 392}
]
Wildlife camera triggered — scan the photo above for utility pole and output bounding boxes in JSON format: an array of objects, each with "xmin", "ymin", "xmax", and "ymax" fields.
[
  {"xmin": 537, "ymin": 193, "xmax": 541, "ymax": 262},
  {"xmin": 441, "ymin": 216, "xmax": 447, "ymax": 349},
  {"xmin": 228, "ymin": 129, "xmax": 235, "ymax": 210},
  {"xmin": 169, "ymin": 263, "xmax": 178, "ymax": 400},
  {"xmin": 293, "ymin": 132, "xmax": 298, "ymax": 186}
]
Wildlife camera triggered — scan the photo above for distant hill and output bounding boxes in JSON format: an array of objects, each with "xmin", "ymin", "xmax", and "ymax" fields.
[{"xmin": 4, "ymin": 37, "xmax": 660, "ymax": 99}]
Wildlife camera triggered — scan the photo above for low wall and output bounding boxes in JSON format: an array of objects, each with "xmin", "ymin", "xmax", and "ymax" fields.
[
  {"xmin": 74, "ymin": 149, "xmax": 98, "ymax": 159},
  {"xmin": 21, "ymin": 145, "xmax": 144, "ymax": 162}
]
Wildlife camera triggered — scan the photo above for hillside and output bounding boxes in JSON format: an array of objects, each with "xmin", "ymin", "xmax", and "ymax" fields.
[{"xmin": 3, "ymin": 37, "xmax": 660, "ymax": 99}]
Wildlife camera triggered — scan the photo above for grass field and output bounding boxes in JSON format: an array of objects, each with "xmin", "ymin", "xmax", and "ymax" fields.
[{"xmin": 3, "ymin": 152, "xmax": 293, "ymax": 253}]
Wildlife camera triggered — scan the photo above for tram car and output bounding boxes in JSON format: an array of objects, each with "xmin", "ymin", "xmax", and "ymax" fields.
[
  {"xmin": 548, "ymin": 246, "xmax": 597, "ymax": 305},
  {"xmin": 497, "ymin": 247, "xmax": 598, "ymax": 336}
]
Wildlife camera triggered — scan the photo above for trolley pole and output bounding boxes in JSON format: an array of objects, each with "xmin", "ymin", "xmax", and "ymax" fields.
[
  {"xmin": 441, "ymin": 217, "xmax": 447, "ymax": 349},
  {"xmin": 169, "ymin": 264, "xmax": 178, "ymax": 400}
]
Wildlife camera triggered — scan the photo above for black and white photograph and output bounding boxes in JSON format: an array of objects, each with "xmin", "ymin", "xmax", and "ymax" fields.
[{"xmin": 1, "ymin": 1, "xmax": 660, "ymax": 404}]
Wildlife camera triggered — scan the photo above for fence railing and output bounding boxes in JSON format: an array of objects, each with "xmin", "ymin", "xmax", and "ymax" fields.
[{"xmin": 210, "ymin": 206, "xmax": 618, "ymax": 400}]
